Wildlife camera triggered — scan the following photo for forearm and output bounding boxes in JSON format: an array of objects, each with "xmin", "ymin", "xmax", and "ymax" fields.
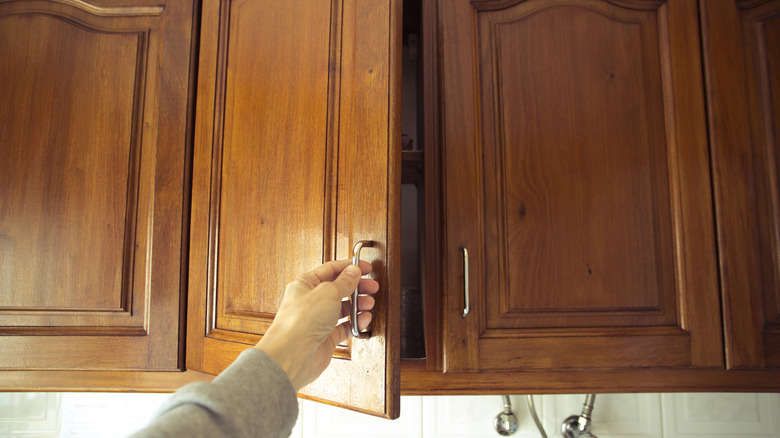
[{"xmin": 129, "ymin": 349, "xmax": 298, "ymax": 438}]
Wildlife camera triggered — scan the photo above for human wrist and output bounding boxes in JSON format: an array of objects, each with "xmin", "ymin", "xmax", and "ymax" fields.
[{"xmin": 254, "ymin": 331, "xmax": 307, "ymax": 391}]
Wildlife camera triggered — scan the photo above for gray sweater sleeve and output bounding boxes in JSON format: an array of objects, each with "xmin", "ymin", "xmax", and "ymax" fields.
[{"xmin": 129, "ymin": 348, "xmax": 299, "ymax": 438}]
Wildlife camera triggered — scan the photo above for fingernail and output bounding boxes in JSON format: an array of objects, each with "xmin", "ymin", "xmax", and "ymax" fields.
[{"xmin": 345, "ymin": 265, "xmax": 361, "ymax": 277}]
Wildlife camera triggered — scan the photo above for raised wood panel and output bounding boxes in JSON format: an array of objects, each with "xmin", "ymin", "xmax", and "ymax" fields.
[
  {"xmin": 479, "ymin": 1, "xmax": 676, "ymax": 330},
  {"xmin": 188, "ymin": 0, "xmax": 339, "ymax": 359},
  {"xmin": 399, "ymin": 363, "xmax": 780, "ymax": 393},
  {"xmin": 187, "ymin": 0, "xmax": 401, "ymax": 418},
  {"xmin": 0, "ymin": 4, "xmax": 153, "ymax": 331},
  {"xmin": 477, "ymin": 328, "xmax": 691, "ymax": 370},
  {"xmin": 703, "ymin": 0, "xmax": 780, "ymax": 369},
  {"xmin": 0, "ymin": 0, "xmax": 195, "ymax": 370},
  {"xmin": 214, "ymin": 0, "xmax": 333, "ymax": 337},
  {"xmin": 440, "ymin": 0, "xmax": 721, "ymax": 372}
]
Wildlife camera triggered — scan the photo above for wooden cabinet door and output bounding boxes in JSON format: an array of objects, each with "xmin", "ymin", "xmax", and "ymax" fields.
[
  {"xmin": 439, "ymin": 0, "xmax": 723, "ymax": 372},
  {"xmin": 702, "ymin": 0, "xmax": 780, "ymax": 369},
  {"xmin": 186, "ymin": 0, "xmax": 401, "ymax": 418},
  {"xmin": 0, "ymin": 0, "xmax": 195, "ymax": 371}
]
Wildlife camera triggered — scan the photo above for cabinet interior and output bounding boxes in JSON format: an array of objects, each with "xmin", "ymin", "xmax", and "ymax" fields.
[{"xmin": 400, "ymin": 0, "xmax": 426, "ymax": 361}]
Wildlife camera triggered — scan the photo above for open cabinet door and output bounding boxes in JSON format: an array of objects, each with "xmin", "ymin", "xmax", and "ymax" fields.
[{"xmin": 187, "ymin": 0, "xmax": 401, "ymax": 419}]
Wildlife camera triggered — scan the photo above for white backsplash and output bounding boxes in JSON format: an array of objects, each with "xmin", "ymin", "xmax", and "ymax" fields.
[{"xmin": 1, "ymin": 392, "xmax": 779, "ymax": 437}]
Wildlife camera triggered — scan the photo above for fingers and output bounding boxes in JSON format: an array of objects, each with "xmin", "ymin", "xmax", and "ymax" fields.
[
  {"xmin": 356, "ymin": 311, "xmax": 373, "ymax": 331},
  {"xmin": 300, "ymin": 259, "xmax": 373, "ymax": 287},
  {"xmin": 325, "ymin": 264, "xmax": 363, "ymax": 300},
  {"xmin": 295, "ymin": 260, "xmax": 348, "ymax": 290},
  {"xmin": 332, "ymin": 310, "xmax": 375, "ymax": 346},
  {"xmin": 356, "ymin": 260, "xmax": 373, "ymax": 276},
  {"xmin": 356, "ymin": 294, "xmax": 376, "ymax": 311},
  {"xmin": 357, "ymin": 277, "xmax": 380, "ymax": 295},
  {"xmin": 340, "ymin": 295, "xmax": 376, "ymax": 317},
  {"xmin": 291, "ymin": 259, "xmax": 378, "ymax": 304},
  {"xmin": 332, "ymin": 321, "xmax": 350, "ymax": 347},
  {"xmin": 322, "ymin": 261, "xmax": 378, "ymax": 301}
]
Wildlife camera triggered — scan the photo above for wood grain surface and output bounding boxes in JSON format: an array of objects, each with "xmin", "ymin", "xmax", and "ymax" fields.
[
  {"xmin": 437, "ymin": 0, "xmax": 722, "ymax": 372},
  {"xmin": 186, "ymin": 0, "xmax": 401, "ymax": 418},
  {"xmin": 702, "ymin": 0, "xmax": 780, "ymax": 369},
  {"xmin": 0, "ymin": 0, "xmax": 196, "ymax": 373}
]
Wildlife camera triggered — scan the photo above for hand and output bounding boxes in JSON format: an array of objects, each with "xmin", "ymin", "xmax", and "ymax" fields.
[{"xmin": 254, "ymin": 259, "xmax": 379, "ymax": 391}]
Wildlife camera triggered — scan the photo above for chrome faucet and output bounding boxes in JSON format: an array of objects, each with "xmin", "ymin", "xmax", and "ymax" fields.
[{"xmin": 561, "ymin": 394, "xmax": 598, "ymax": 438}]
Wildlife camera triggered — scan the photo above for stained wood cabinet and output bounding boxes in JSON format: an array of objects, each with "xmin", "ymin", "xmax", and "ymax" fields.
[
  {"xmin": 437, "ymin": 0, "xmax": 723, "ymax": 372},
  {"xmin": 0, "ymin": 0, "xmax": 196, "ymax": 372},
  {"xmin": 402, "ymin": 0, "xmax": 780, "ymax": 392},
  {"xmin": 702, "ymin": 0, "xmax": 780, "ymax": 369},
  {"xmin": 185, "ymin": 0, "xmax": 402, "ymax": 418},
  {"xmin": 0, "ymin": 0, "xmax": 404, "ymax": 415},
  {"xmin": 3, "ymin": 0, "xmax": 780, "ymax": 406}
]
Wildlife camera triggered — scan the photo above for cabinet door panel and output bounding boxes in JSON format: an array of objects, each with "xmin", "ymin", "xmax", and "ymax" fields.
[
  {"xmin": 187, "ymin": 0, "xmax": 401, "ymax": 418},
  {"xmin": 1, "ymin": 13, "xmax": 139, "ymax": 314},
  {"xmin": 441, "ymin": 0, "xmax": 722, "ymax": 371},
  {"xmin": 703, "ymin": 0, "xmax": 780, "ymax": 369},
  {"xmin": 215, "ymin": 0, "xmax": 331, "ymax": 337},
  {"xmin": 481, "ymin": 3, "xmax": 675, "ymax": 330},
  {"xmin": 0, "ymin": 0, "xmax": 194, "ymax": 370}
]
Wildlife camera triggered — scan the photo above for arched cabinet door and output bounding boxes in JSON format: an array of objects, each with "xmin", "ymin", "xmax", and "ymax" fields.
[
  {"xmin": 440, "ymin": 0, "xmax": 723, "ymax": 372},
  {"xmin": 186, "ymin": 0, "xmax": 402, "ymax": 419},
  {"xmin": 0, "ymin": 0, "xmax": 196, "ymax": 373}
]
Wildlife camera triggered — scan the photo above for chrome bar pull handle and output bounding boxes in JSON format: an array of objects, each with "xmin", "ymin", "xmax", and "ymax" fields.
[
  {"xmin": 462, "ymin": 247, "xmax": 470, "ymax": 317},
  {"xmin": 351, "ymin": 240, "xmax": 374, "ymax": 337}
]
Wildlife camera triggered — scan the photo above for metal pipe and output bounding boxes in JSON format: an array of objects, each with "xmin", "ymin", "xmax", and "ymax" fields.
[
  {"xmin": 527, "ymin": 395, "xmax": 548, "ymax": 438},
  {"xmin": 561, "ymin": 394, "xmax": 599, "ymax": 438}
]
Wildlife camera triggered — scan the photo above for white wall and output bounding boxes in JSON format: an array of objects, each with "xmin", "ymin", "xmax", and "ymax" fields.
[{"xmin": 2, "ymin": 392, "xmax": 779, "ymax": 437}]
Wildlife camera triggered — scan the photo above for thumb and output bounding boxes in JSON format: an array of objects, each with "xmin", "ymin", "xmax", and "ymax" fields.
[{"xmin": 326, "ymin": 264, "xmax": 362, "ymax": 300}]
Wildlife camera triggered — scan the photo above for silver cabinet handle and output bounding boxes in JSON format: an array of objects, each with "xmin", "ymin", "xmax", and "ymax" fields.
[
  {"xmin": 351, "ymin": 240, "xmax": 374, "ymax": 337},
  {"xmin": 462, "ymin": 247, "xmax": 470, "ymax": 317}
]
